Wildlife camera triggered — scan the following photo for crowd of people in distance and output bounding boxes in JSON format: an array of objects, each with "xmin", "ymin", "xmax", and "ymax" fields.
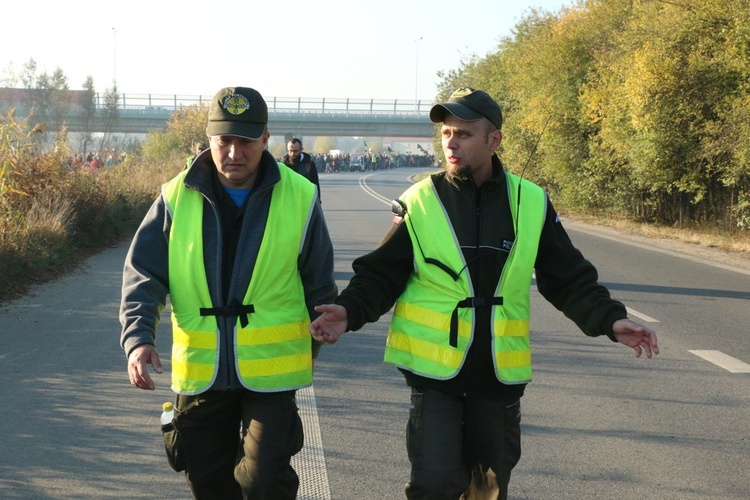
[
  {"xmin": 69, "ymin": 151, "xmax": 128, "ymax": 170},
  {"xmin": 277, "ymin": 152, "xmax": 436, "ymax": 173},
  {"xmin": 64, "ymin": 148, "xmax": 435, "ymax": 174}
]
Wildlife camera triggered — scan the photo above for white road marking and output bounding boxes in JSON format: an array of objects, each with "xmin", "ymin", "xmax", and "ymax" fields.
[
  {"xmin": 689, "ymin": 350, "xmax": 750, "ymax": 373},
  {"xmin": 293, "ymin": 385, "xmax": 332, "ymax": 499},
  {"xmin": 626, "ymin": 307, "xmax": 660, "ymax": 323},
  {"xmin": 358, "ymin": 174, "xmax": 392, "ymax": 205}
]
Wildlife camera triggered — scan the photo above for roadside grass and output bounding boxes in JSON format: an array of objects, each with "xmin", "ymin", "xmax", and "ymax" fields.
[
  {"xmin": 0, "ymin": 157, "xmax": 181, "ymax": 302},
  {"xmin": 568, "ymin": 212, "xmax": 750, "ymax": 254}
]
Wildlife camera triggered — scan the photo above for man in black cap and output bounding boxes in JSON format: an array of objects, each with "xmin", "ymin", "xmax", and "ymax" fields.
[
  {"xmin": 120, "ymin": 86, "xmax": 337, "ymax": 499},
  {"xmin": 309, "ymin": 87, "xmax": 659, "ymax": 499}
]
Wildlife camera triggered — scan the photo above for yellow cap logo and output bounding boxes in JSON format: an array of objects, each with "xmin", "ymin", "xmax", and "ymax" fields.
[
  {"xmin": 450, "ymin": 87, "xmax": 474, "ymax": 99},
  {"xmin": 223, "ymin": 94, "xmax": 250, "ymax": 115}
]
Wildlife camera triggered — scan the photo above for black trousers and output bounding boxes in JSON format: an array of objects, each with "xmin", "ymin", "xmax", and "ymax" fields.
[
  {"xmin": 404, "ymin": 386, "xmax": 522, "ymax": 499},
  {"xmin": 172, "ymin": 389, "xmax": 303, "ymax": 500}
]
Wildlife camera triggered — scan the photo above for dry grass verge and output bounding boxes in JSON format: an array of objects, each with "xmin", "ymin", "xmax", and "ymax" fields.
[
  {"xmin": 0, "ymin": 159, "xmax": 181, "ymax": 302},
  {"xmin": 567, "ymin": 212, "xmax": 750, "ymax": 254}
]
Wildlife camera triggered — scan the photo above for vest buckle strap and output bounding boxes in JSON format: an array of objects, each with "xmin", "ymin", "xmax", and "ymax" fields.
[
  {"xmin": 449, "ymin": 296, "xmax": 504, "ymax": 348},
  {"xmin": 456, "ymin": 296, "xmax": 504, "ymax": 309},
  {"xmin": 200, "ymin": 298, "xmax": 255, "ymax": 328}
]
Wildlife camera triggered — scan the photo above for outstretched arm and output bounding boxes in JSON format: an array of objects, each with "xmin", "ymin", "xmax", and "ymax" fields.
[
  {"xmin": 309, "ymin": 304, "xmax": 349, "ymax": 344},
  {"xmin": 612, "ymin": 318, "xmax": 659, "ymax": 358}
]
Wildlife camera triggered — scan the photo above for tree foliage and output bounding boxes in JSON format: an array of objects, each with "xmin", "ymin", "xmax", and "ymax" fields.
[
  {"xmin": 78, "ymin": 76, "xmax": 97, "ymax": 154},
  {"xmin": 141, "ymin": 104, "xmax": 208, "ymax": 163},
  {"xmin": 442, "ymin": 0, "xmax": 750, "ymax": 230}
]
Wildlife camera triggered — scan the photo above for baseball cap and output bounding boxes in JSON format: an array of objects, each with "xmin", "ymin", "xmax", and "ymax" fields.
[
  {"xmin": 206, "ymin": 86, "xmax": 268, "ymax": 139},
  {"xmin": 429, "ymin": 87, "xmax": 503, "ymax": 130}
]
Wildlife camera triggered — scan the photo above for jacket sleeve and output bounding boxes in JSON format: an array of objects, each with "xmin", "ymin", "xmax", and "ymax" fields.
[
  {"xmin": 307, "ymin": 157, "xmax": 321, "ymax": 202},
  {"xmin": 334, "ymin": 221, "xmax": 414, "ymax": 331},
  {"xmin": 534, "ymin": 199, "xmax": 627, "ymax": 340},
  {"xmin": 298, "ymin": 200, "xmax": 338, "ymax": 356},
  {"xmin": 119, "ymin": 194, "xmax": 171, "ymax": 357}
]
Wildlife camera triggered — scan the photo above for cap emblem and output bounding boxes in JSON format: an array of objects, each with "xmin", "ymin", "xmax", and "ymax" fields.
[
  {"xmin": 223, "ymin": 94, "xmax": 250, "ymax": 115},
  {"xmin": 450, "ymin": 87, "xmax": 474, "ymax": 99}
]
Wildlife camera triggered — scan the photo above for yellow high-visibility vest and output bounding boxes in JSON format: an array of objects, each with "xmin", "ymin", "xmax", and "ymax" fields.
[
  {"xmin": 162, "ymin": 165, "xmax": 316, "ymax": 394},
  {"xmin": 385, "ymin": 172, "xmax": 546, "ymax": 384}
]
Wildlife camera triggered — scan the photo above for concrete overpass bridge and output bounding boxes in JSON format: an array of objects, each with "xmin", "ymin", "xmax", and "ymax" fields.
[{"xmin": 3, "ymin": 91, "xmax": 437, "ymax": 139}]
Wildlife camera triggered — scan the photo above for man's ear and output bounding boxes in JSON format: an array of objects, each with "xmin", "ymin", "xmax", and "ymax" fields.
[{"xmin": 490, "ymin": 129, "xmax": 503, "ymax": 151}]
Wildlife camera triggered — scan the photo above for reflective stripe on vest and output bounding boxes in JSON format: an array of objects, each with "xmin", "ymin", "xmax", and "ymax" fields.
[
  {"xmin": 162, "ymin": 165, "xmax": 316, "ymax": 394},
  {"xmin": 385, "ymin": 172, "xmax": 546, "ymax": 383}
]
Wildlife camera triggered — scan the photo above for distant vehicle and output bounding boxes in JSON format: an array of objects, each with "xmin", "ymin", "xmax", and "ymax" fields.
[
  {"xmin": 143, "ymin": 105, "xmax": 170, "ymax": 113},
  {"xmin": 350, "ymin": 153, "xmax": 364, "ymax": 172}
]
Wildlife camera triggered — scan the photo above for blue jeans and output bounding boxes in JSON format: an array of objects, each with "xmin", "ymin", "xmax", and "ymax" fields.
[{"xmin": 405, "ymin": 386, "xmax": 522, "ymax": 499}]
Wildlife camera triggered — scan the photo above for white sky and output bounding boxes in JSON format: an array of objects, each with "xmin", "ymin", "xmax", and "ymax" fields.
[{"xmin": 2, "ymin": 0, "xmax": 573, "ymax": 101}]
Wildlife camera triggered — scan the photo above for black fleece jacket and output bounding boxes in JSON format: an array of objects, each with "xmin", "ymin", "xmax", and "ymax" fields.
[{"xmin": 335, "ymin": 156, "xmax": 626, "ymax": 400}]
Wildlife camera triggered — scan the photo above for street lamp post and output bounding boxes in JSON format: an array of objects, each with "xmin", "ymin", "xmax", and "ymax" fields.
[
  {"xmin": 112, "ymin": 27, "xmax": 117, "ymax": 87},
  {"xmin": 415, "ymin": 36, "xmax": 423, "ymax": 110}
]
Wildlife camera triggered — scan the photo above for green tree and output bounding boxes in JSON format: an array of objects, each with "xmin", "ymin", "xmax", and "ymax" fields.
[
  {"xmin": 19, "ymin": 59, "xmax": 37, "ymax": 90},
  {"xmin": 78, "ymin": 76, "xmax": 97, "ymax": 154},
  {"xmin": 430, "ymin": 0, "xmax": 750, "ymax": 232},
  {"xmin": 47, "ymin": 68, "xmax": 71, "ymax": 133},
  {"xmin": 0, "ymin": 61, "xmax": 18, "ymax": 89},
  {"xmin": 100, "ymin": 83, "xmax": 120, "ymax": 152},
  {"xmin": 313, "ymin": 136, "xmax": 337, "ymax": 154},
  {"xmin": 165, "ymin": 104, "xmax": 208, "ymax": 155},
  {"xmin": 582, "ymin": 0, "xmax": 750, "ymax": 225},
  {"xmin": 12, "ymin": 59, "xmax": 71, "ymax": 146},
  {"xmin": 140, "ymin": 104, "xmax": 206, "ymax": 166},
  {"xmin": 268, "ymin": 140, "xmax": 286, "ymax": 159}
]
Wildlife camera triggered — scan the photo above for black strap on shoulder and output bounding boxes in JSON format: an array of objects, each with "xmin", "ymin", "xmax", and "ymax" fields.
[
  {"xmin": 449, "ymin": 296, "xmax": 504, "ymax": 348},
  {"xmin": 200, "ymin": 298, "xmax": 255, "ymax": 328},
  {"xmin": 424, "ymin": 258, "xmax": 460, "ymax": 281}
]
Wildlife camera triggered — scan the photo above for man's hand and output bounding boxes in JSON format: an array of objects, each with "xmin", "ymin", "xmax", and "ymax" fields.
[
  {"xmin": 309, "ymin": 304, "xmax": 349, "ymax": 344},
  {"xmin": 612, "ymin": 318, "xmax": 660, "ymax": 358},
  {"xmin": 127, "ymin": 344, "xmax": 163, "ymax": 390}
]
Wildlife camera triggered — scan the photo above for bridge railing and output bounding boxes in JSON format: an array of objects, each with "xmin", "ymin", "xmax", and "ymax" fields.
[{"xmin": 104, "ymin": 93, "xmax": 433, "ymax": 117}]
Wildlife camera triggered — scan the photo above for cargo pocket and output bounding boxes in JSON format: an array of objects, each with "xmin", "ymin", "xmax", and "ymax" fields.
[{"xmin": 161, "ymin": 420, "xmax": 185, "ymax": 472}]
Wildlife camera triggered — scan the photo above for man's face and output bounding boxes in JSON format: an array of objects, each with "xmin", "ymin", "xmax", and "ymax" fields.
[
  {"xmin": 440, "ymin": 115, "xmax": 502, "ymax": 181},
  {"xmin": 209, "ymin": 133, "xmax": 269, "ymax": 189},
  {"xmin": 287, "ymin": 142, "xmax": 302, "ymax": 161}
]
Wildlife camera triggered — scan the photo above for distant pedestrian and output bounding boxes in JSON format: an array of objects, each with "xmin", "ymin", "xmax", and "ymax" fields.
[
  {"xmin": 185, "ymin": 141, "xmax": 207, "ymax": 169},
  {"xmin": 282, "ymin": 138, "xmax": 321, "ymax": 202}
]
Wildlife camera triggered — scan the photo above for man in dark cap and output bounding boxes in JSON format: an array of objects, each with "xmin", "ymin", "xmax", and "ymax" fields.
[
  {"xmin": 120, "ymin": 86, "xmax": 337, "ymax": 499},
  {"xmin": 309, "ymin": 87, "xmax": 659, "ymax": 499}
]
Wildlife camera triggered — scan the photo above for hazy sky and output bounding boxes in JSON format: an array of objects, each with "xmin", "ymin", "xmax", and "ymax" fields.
[{"xmin": 2, "ymin": 0, "xmax": 574, "ymax": 101}]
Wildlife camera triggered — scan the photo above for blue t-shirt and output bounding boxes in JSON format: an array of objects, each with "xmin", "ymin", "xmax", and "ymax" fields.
[{"xmin": 223, "ymin": 186, "xmax": 251, "ymax": 207}]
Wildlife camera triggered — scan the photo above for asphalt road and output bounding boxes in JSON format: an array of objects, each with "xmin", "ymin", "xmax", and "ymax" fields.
[{"xmin": 1, "ymin": 167, "xmax": 748, "ymax": 499}]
